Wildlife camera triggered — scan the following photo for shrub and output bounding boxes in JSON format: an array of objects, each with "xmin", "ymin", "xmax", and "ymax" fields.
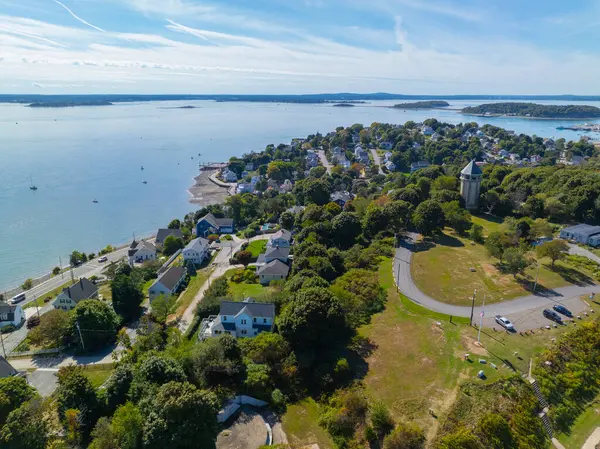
[
  {"xmin": 207, "ymin": 234, "xmax": 220, "ymax": 243},
  {"xmin": 52, "ymin": 266, "xmax": 61, "ymax": 276},
  {"xmin": 21, "ymin": 278, "xmax": 33, "ymax": 290},
  {"xmin": 26, "ymin": 315, "xmax": 41, "ymax": 330},
  {"xmin": 0, "ymin": 325, "xmax": 16, "ymax": 334}
]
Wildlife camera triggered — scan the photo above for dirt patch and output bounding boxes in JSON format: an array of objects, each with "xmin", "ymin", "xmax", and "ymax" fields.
[
  {"xmin": 481, "ymin": 263, "xmax": 499, "ymax": 278},
  {"xmin": 426, "ymin": 373, "xmax": 469, "ymax": 442},
  {"xmin": 460, "ymin": 335, "xmax": 489, "ymax": 356},
  {"xmin": 217, "ymin": 406, "xmax": 268, "ymax": 449}
]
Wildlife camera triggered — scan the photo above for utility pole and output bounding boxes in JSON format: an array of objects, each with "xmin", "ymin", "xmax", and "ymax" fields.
[
  {"xmin": 75, "ymin": 320, "xmax": 85, "ymax": 350},
  {"xmin": 59, "ymin": 256, "xmax": 64, "ymax": 279},
  {"xmin": 470, "ymin": 288, "xmax": 477, "ymax": 327},
  {"xmin": 477, "ymin": 295, "xmax": 486, "ymax": 343},
  {"xmin": 0, "ymin": 331, "xmax": 6, "ymax": 359},
  {"xmin": 533, "ymin": 262, "xmax": 540, "ymax": 293},
  {"xmin": 33, "ymin": 294, "xmax": 40, "ymax": 318},
  {"xmin": 70, "ymin": 265, "xmax": 75, "ymax": 284}
]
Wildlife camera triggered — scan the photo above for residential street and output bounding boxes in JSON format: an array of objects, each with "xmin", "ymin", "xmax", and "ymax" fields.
[
  {"xmin": 568, "ymin": 243, "xmax": 600, "ymax": 264},
  {"xmin": 370, "ymin": 149, "xmax": 384, "ymax": 174},
  {"xmin": 394, "ymin": 233, "xmax": 600, "ymax": 321},
  {"xmin": 317, "ymin": 150, "xmax": 332, "ymax": 173}
]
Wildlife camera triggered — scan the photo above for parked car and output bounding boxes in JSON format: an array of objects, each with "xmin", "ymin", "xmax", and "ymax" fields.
[
  {"xmin": 552, "ymin": 304, "xmax": 572, "ymax": 317},
  {"xmin": 494, "ymin": 315, "xmax": 514, "ymax": 331},
  {"xmin": 543, "ymin": 309, "xmax": 563, "ymax": 324},
  {"xmin": 97, "ymin": 256, "xmax": 108, "ymax": 263},
  {"xmin": 10, "ymin": 293, "xmax": 26, "ymax": 304}
]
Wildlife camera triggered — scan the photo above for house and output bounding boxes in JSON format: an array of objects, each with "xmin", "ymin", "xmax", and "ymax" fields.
[
  {"xmin": 245, "ymin": 163, "xmax": 255, "ymax": 171},
  {"xmin": 128, "ymin": 240, "xmax": 156, "ymax": 265},
  {"xmin": 422, "ymin": 126, "xmax": 434, "ymax": 136},
  {"xmin": 196, "ymin": 213, "xmax": 235, "ymax": 237},
  {"xmin": 199, "ymin": 298, "xmax": 275, "ymax": 340},
  {"xmin": 412, "ymin": 142, "xmax": 421, "ymax": 149},
  {"xmin": 380, "ymin": 142, "xmax": 393, "ymax": 150},
  {"xmin": 305, "ymin": 152, "xmax": 319, "ymax": 168},
  {"xmin": 332, "ymin": 147, "xmax": 345, "ymax": 157},
  {"xmin": 410, "ymin": 160, "xmax": 430, "ymax": 173},
  {"xmin": 250, "ymin": 175, "xmax": 261, "ymax": 185},
  {"xmin": 331, "ymin": 191, "xmax": 353, "ymax": 208},
  {"xmin": 236, "ymin": 183, "xmax": 254, "ymax": 194},
  {"xmin": 431, "ymin": 132, "xmax": 441, "ymax": 142},
  {"xmin": 182, "ymin": 237, "xmax": 210, "ymax": 265},
  {"xmin": 267, "ymin": 229, "xmax": 292, "ymax": 248},
  {"xmin": 256, "ymin": 260, "xmax": 290, "ymax": 285},
  {"xmin": 0, "ymin": 303, "xmax": 24, "ymax": 327},
  {"xmin": 148, "ymin": 265, "xmax": 187, "ymax": 302},
  {"xmin": 155, "ymin": 228, "xmax": 184, "ymax": 250},
  {"xmin": 0, "ymin": 357, "xmax": 18, "ymax": 378},
  {"xmin": 383, "ymin": 151, "xmax": 393, "ymax": 162},
  {"xmin": 280, "ymin": 179, "xmax": 293, "ymax": 192},
  {"xmin": 222, "ymin": 169, "xmax": 238, "ymax": 183},
  {"xmin": 256, "ymin": 246, "xmax": 290, "ymax": 265},
  {"xmin": 559, "ymin": 224, "xmax": 600, "ymax": 247},
  {"xmin": 385, "ymin": 161, "xmax": 396, "ymax": 171},
  {"xmin": 286, "ymin": 206, "xmax": 305, "ymax": 215},
  {"xmin": 53, "ymin": 278, "xmax": 98, "ymax": 311},
  {"xmin": 571, "ymin": 155, "xmax": 584, "ymax": 166}
]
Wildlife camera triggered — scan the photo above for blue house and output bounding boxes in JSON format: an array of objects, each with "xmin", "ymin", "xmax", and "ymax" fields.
[{"xmin": 196, "ymin": 213, "xmax": 235, "ymax": 237}]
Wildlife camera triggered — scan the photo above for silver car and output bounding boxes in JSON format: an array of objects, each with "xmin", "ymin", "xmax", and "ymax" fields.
[{"xmin": 495, "ymin": 315, "xmax": 514, "ymax": 331}]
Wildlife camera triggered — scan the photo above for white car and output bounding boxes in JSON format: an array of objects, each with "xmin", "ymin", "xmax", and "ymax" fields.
[
  {"xmin": 495, "ymin": 315, "xmax": 514, "ymax": 331},
  {"xmin": 97, "ymin": 256, "xmax": 108, "ymax": 263}
]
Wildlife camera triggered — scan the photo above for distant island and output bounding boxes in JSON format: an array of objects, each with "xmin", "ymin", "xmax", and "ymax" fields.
[
  {"xmin": 391, "ymin": 100, "xmax": 450, "ymax": 109},
  {"xmin": 28, "ymin": 100, "xmax": 112, "ymax": 108},
  {"xmin": 332, "ymin": 103, "xmax": 356, "ymax": 107},
  {"xmin": 159, "ymin": 105, "xmax": 199, "ymax": 109},
  {"xmin": 461, "ymin": 102, "xmax": 600, "ymax": 119}
]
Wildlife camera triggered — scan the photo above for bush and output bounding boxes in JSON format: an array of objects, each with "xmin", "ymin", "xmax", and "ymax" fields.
[
  {"xmin": 21, "ymin": 278, "xmax": 33, "ymax": 290},
  {"xmin": 207, "ymin": 234, "xmax": 220, "ymax": 243},
  {"xmin": 52, "ymin": 266, "xmax": 61, "ymax": 276},
  {"xmin": 26, "ymin": 315, "xmax": 41, "ymax": 330},
  {"xmin": 222, "ymin": 235, "xmax": 233, "ymax": 241},
  {"xmin": 0, "ymin": 325, "xmax": 16, "ymax": 334}
]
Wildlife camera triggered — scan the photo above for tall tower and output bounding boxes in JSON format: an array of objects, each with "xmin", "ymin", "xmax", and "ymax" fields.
[{"xmin": 460, "ymin": 160, "xmax": 482, "ymax": 210}]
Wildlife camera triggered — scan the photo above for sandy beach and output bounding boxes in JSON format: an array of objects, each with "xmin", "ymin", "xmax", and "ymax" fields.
[{"xmin": 188, "ymin": 170, "xmax": 230, "ymax": 206}]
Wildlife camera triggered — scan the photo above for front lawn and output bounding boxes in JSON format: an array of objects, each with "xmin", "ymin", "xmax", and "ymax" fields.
[
  {"xmin": 246, "ymin": 239, "xmax": 267, "ymax": 258},
  {"xmin": 223, "ymin": 268, "xmax": 273, "ymax": 300},
  {"xmin": 282, "ymin": 398, "xmax": 334, "ymax": 449},
  {"xmin": 557, "ymin": 393, "xmax": 600, "ymax": 449},
  {"xmin": 171, "ymin": 268, "xmax": 212, "ymax": 316},
  {"xmin": 81, "ymin": 364, "xmax": 114, "ymax": 388}
]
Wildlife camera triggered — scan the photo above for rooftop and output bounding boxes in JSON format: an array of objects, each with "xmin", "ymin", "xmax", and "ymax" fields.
[
  {"xmin": 155, "ymin": 265, "xmax": 186, "ymax": 291},
  {"xmin": 461, "ymin": 160, "xmax": 483, "ymax": 176}
]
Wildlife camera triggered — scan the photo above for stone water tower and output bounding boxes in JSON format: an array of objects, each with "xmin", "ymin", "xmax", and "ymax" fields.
[{"xmin": 460, "ymin": 160, "xmax": 482, "ymax": 210}]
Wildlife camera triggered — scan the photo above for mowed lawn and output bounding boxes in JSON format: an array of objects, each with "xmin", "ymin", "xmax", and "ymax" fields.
[
  {"xmin": 282, "ymin": 398, "xmax": 334, "ymax": 449},
  {"xmin": 81, "ymin": 365, "xmax": 114, "ymax": 388},
  {"xmin": 246, "ymin": 239, "xmax": 267, "ymax": 258},
  {"xmin": 359, "ymin": 259, "xmax": 465, "ymax": 437},
  {"xmin": 558, "ymin": 393, "xmax": 600, "ymax": 449},
  {"xmin": 223, "ymin": 268, "xmax": 275, "ymax": 300},
  {"xmin": 411, "ymin": 230, "xmax": 595, "ymax": 306}
]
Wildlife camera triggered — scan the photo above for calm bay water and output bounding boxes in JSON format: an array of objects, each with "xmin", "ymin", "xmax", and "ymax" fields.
[{"xmin": 1, "ymin": 99, "xmax": 599, "ymax": 291}]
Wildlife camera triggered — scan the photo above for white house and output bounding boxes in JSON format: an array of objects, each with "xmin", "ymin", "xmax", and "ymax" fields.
[
  {"xmin": 128, "ymin": 240, "xmax": 157, "ymax": 265},
  {"xmin": 182, "ymin": 237, "xmax": 210, "ymax": 265},
  {"xmin": 267, "ymin": 229, "xmax": 292, "ymax": 248},
  {"xmin": 256, "ymin": 260, "xmax": 290, "ymax": 285},
  {"xmin": 383, "ymin": 151, "xmax": 393, "ymax": 162},
  {"xmin": 422, "ymin": 126, "xmax": 434, "ymax": 136},
  {"xmin": 280, "ymin": 179, "xmax": 293, "ymax": 192},
  {"xmin": 236, "ymin": 183, "xmax": 254, "ymax": 194},
  {"xmin": 385, "ymin": 161, "xmax": 396, "ymax": 171},
  {"xmin": 222, "ymin": 169, "xmax": 238, "ymax": 183},
  {"xmin": 52, "ymin": 278, "xmax": 98, "ymax": 311},
  {"xmin": 199, "ymin": 298, "xmax": 275, "ymax": 340},
  {"xmin": 0, "ymin": 303, "xmax": 24, "ymax": 328},
  {"xmin": 148, "ymin": 265, "xmax": 187, "ymax": 302}
]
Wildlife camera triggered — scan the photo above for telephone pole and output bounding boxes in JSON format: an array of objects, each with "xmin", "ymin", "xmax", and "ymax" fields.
[
  {"xmin": 470, "ymin": 288, "xmax": 477, "ymax": 327},
  {"xmin": 75, "ymin": 320, "xmax": 85, "ymax": 350},
  {"xmin": 477, "ymin": 295, "xmax": 486, "ymax": 343},
  {"xmin": 0, "ymin": 331, "xmax": 6, "ymax": 358},
  {"xmin": 59, "ymin": 256, "xmax": 64, "ymax": 279}
]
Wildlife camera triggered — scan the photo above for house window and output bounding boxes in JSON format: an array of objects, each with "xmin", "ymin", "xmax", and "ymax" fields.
[
  {"xmin": 263, "ymin": 318, "xmax": 267, "ymax": 324},
  {"xmin": 241, "ymin": 330, "xmax": 247, "ymax": 335},
  {"xmin": 223, "ymin": 316, "xmax": 227, "ymax": 321},
  {"xmin": 215, "ymin": 330, "xmax": 221, "ymax": 335},
  {"xmin": 253, "ymin": 318, "xmax": 256, "ymax": 323},
  {"xmin": 241, "ymin": 319, "xmax": 247, "ymax": 325}
]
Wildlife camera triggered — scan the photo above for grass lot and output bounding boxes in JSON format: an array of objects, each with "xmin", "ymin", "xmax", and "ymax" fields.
[
  {"xmin": 412, "ymin": 229, "xmax": 595, "ymax": 306},
  {"xmin": 223, "ymin": 268, "xmax": 274, "ymax": 300},
  {"xmin": 471, "ymin": 214, "xmax": 506, "ymax": 236},
  {"xmin": 282, "ymin": 398, "xmax": 334, "ymax": 449},
  {"xmin": 81, "ymin": 364, "xmax": 114, "ymax": 388},
  {"xmin": 23, "ymin": 280, "xmax": 75, "ymax": 309},
  {"xmin": 142, "ymin": 279, "xmax": 153, "ymax": 298},
  {"xmin": 170, "ymin": 268, "xmax": 212, "ymax": 316},
  {"xmin": 246, "ymin": 239, "xmax": 267, "ymax": 258},
  {"xmin": 98, "ymin": 283, "xmax": 112, "ymax": 302},
  {"xmin": 558, "ymin": 393, "xmax": 600, "ymax": 448}
]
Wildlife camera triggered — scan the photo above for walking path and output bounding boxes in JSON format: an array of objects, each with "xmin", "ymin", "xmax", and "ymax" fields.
[{"xmin": 394, "ymin": 233, "xmax": 600, "ymax": 318}]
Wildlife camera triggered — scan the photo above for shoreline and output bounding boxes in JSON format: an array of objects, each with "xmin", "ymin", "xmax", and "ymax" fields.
[
  {"xmin": 187, "ymin": 169, "xmax": 230, "ymax": 206},
  {"xmin": 460, "ymin": 112, "xmax": 600, "ymax": 121}
]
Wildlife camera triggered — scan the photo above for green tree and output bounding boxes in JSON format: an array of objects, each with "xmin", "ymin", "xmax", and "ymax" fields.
[
  {"xmin": 52, "ymin": 266, "xmax": 61, "ymax": 276},
  {"xmin": 70, "ymin": 251, "xmax": 86, "ymax": 266},
  {"xmin": 331, "ymin": 269, "xmax": 386, "ymax": 326},
  {"xmin": 438, "ymin": 427, "xmax": 482, "ymax": 449},
  {"xmin": 279, "ymin": 211, "xmax": 295, "ymax": 230},
  {"xmin": 382, "ymin": 422, "xmax": 425, "ymax": 449},
  {"xmin": 70, "ymin": 300, "xmax": 119, "ymax": 351},
  {"xmin": 186, "ymin": 259, "xmax": 197, "ymax": 276},
  {"xmin": 235, "ymin": 250, "xmax": 253, "ymax": 267},
  {"xmin": 150, "ymin": 294, "xmax": 176, "ymax": 324},
  {"xmin": 370, "ymin": 401, "xmax": 395, "ymax": 438},
  {"xmin": 477, "ymin": 413, "xmax": 514, "ymax": 449},
  {"xmin": 384, "ymin": 200, "xmax": 412, "ymax": 233},
  {"xmin": 363, "ymin": 204, "xmax": 388, "ymax": 237},
  {"xmin": 21, "ymin": 278, "xmax": 33, "ymax": 290},
  {"xmin": 442, "ymin": 201, "xmax": 472, "ymax": 235},
  {"xmin": 536, "ymin": 239, "xmax": 568, "ymax": 268},
  {"xmin": 142, "ymin": 382, "xmax": 219, "ymax": 449},
  {"xmin": 162, "ymin": 235, "xmax": 184, "ymax": 256},
  {"xmin": 244, "ymin": 363, "xmax": 273, "ymax": 399},
  {"xmin": 324, "ymin": 202, "xmax": 342, "ymax": 216},
  {"xmin": 470, "ymin": 224, "xmax": 484, "ymax": 243},
  {"xmin": 130, "ymin": 355, "xmax": 186, "ymax": 401},
  {"xmin": 111, "ymin": 402, "xmax": 143, "ymax": 449},
  {"xmin": 29, "ymin": 309, "xmax": 70, "ymax": 348},
  {"xmin": 0, "ymin": 376, "xmax": 37, "ymax": 425},
  {"xmin": 103, "ymin": 364, "xmax": 134, "ymax": 412},
  {"xmin": 331, "ymin": 212, "xmax": 362, "ymax": 248},
  {"xmin": 0, "ymin": 400, "xmax": 48, "ymax": 449},
  {"xmin": 504, "ymin": 248, "xmax": 530, "ymax": 277},
  {"xmin": 168, "ymin": 219, "xmax": 181, "ymax": 229},
  {"xmin": 55, "ymin": 366, "xmax": 100, "ymax": 440},
  {"xmin": 111, "ymin": 274, "xmax": 144, "ymax": 322},
  {"xmin": 530, "ymin": 219, "xmax": 553, "ymax": 239},
  {"xmin": 186, "ymin": 334, "xmax": 246, "ymax": 389},
  {"xmin": 485, "ymin": 231, "xmax": 510, "ymax": 262},
  {"xmin": 277, "ymin": 287, "xmax": 348, "ymax": 352},
  {"xmin": 413, "ymin": 200, "xmax": 445, "ymax": 236},
  {"xmin": 89, "ymin": 418, "xmax": 118, "ymax": 449}
]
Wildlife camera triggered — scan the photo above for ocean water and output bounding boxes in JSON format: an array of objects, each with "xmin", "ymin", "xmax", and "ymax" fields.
[{"xmin": 1, "ymin": 99, "xmax": 599, "ymax": 291}]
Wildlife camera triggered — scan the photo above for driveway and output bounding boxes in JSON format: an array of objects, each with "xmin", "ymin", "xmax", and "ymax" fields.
[
  {"xmin": 568, "ymin": 243, "xmax": 600, "ymax": 264},
  {"xmin": 370, "ymin": 149, "xmax": 384, "ymax": 174},
  {"xmin": 317, "ymin": 150, "xmax": 332, "ymax": 174},
  {"xmin": 395, "ymin": 233, "xmax": 600, "ymax": 320}
]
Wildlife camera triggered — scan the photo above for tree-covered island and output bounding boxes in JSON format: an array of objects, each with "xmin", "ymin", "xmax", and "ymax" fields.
[{"xmin": 462, "ymin": 102, "xmax": 600, "ymax": 118}]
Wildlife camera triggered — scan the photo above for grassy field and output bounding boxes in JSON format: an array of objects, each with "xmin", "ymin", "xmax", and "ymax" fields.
[
  {"xmin": 558, "ymin": 394, "xmax": 600, "ymax": 449},
  {"xmin": 98, "ymin": 282, "xmax": 112, "ymax": 302},
  {"xmin": 246, "ymin": 239, "xmax": 267, "ymax": 258},
  {"xmin": 222, "ymin": 268, "xmax": 275, "ymax": 301},
  {"xmin": 171, "ymin": 268, "xmax": 212, "ymax": 317},
  {"xmin": 471, "ymin": 214, "xmax": 506, "ymax": 235},
  {"xmin": 412, "ymin": 229, "xmax": 595, "ymax": 306},
  {"xmin": 81, "ymin": 364, "xmax": 114, "ymax": 388},
  {"xmin": 282, "ymin": 398, "xmax": 334, "ymax": 449},
  {"xmin": 23, "ymin": 280, "xmax": 75, "ymax": 309}
]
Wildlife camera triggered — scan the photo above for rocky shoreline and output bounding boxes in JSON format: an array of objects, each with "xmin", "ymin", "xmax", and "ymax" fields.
[{"xmin": 187, "ymin": 170, "xmax": 230, "ymax": 206}]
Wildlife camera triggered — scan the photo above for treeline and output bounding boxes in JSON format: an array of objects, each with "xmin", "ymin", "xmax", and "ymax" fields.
[
  {"xmin": 462, "ymin": 102, "xmax": 600, "ymax": 118},
  {"xmin": 392, "ymin": 101, "xmax": 450, "ymax": 109}
]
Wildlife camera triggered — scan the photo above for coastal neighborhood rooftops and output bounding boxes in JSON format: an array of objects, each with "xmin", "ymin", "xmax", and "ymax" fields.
[
  {"xmin": 183, "ymin": 237, "xmax": 209, "ymax": 252},
  {"xmin": 461, "ymin": 160, "xmax": 483, "ymax": 176},
  {"xmin": 61, "ymin": 278, "xmax": 98, "ymax": 304},
  {"xmin": 270, "ymin": 229, "xmax": 291, "ymax": 242},
  {"xmin": 199, "ymin": 213, "xmax": 234, "ymax": 229},
  {"xmin": 0, "ymin": 303, "xmax": 20, "ymax": 321},
  {"xmin": 331, "ymin": 191, "xmax": 353, "ymax": 205},
  {"xmin": 156, "ymin": 228, "xmax": 183, "ymax": 245},
  {"xmin": 220, "ymin": 299, "xmax": 275, "ymax": 319},
  {"xmin": 156, "ymin": 265, "xmax": 187, "ymax": 291},
  {"xmin": 256, "ymin": 259, "xmax": 290, "ymax": 277},
  {"xmin": 128, "ymin": 240, "xmax": 155, "ymax": 257}
]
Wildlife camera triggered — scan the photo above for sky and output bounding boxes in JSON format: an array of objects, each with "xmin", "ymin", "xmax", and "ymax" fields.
[{"xmin": 0, "ymin": 0, "xmax": 599, "ymax": 94}]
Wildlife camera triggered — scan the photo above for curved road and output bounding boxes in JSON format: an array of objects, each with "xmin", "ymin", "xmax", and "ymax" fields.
[{"xmin": 394, "ymin": 233, "xmax": 600, "ymax": 318}]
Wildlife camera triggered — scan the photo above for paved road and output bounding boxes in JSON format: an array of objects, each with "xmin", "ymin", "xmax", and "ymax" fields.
[
  {"xmin": 394, "ymin": 233, "xmax": 600, "ymax": 319},
  {"xmin": 568, "ymin": 243, "xmax": 600, "ymax": 264},
  {"xmin": 370, "ymin": 149, "xmax": 385, "ymax": 174},
  {"xmin": 2, "ymin": 246, "xmax": 130, "ymax": 355},
  {"xmin": 317, "ymin": 150, "xmax": 332, "ymax": 174}
]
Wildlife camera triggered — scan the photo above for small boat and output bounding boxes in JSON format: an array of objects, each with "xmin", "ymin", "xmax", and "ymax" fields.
[
  {"xmin": 141, "ymin": 166, "xmax": 144, "ymax": 170},
  {"xmin": 29, "ymin": 176, "xmax": 38, "ymax": 191},
  {"xmin": 93, "ymin": 199, "xmax": 98, "ymax": 203},
  {"xmin": 142, "ymin": 180, "xmax": 148, "ymax": 184}
]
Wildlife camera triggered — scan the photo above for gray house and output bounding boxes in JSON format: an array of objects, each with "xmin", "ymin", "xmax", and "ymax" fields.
[
  {"xmin": 256, "ymin": 246, "xmax": 290, "ymax": 265},
  {"xmin": 53, "ymin": 278, "xmax": 98, "ymax": 311},
  {"xmin": 148, "ymin": 265, "xmax": 187, "ymax": 302},
  {"xmin": 559, "ymin": 224, "xmax": 600, "ymax": 246},
  {"xmin": 256, "ymin": 259, "xmax": 290, "ymax": 285},
  {"xmin": 199, "ymin": 298, "xmax": 275, "ymax": 340},
  {"xmin": 155, "ymin": 228, "xmax": 184, "ymax": 250}
]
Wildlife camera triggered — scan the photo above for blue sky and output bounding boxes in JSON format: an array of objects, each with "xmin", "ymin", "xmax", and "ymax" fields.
[{"xmin": 1, "ymin": 0, "xmax": 599, "ymax": 94}]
